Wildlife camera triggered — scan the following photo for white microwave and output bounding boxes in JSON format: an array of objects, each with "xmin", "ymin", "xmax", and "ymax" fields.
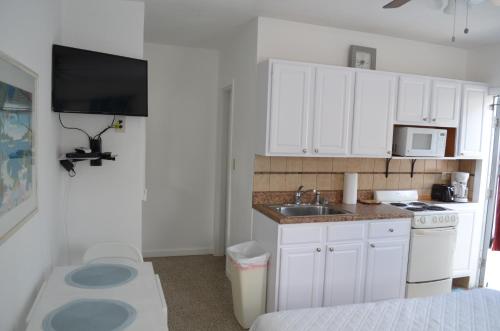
[{"xmin": 393, "ymin": 127, "xmax": 447, "ymax": 157}]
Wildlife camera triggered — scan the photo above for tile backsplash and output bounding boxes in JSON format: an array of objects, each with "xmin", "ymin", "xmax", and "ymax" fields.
[{"xmin": 253, "ymin": 156, "xmax": 476, "ymax": 200}]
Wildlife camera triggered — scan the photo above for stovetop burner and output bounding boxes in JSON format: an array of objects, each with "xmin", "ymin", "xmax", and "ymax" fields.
[
  {"xmin": 406, "ymin": 207, "xmax": 426, "ymax": 212},
  {"xmin": 388, "ymin": 201, "xmax": 450, "ymax": 213},
  {"xmin": 390, "ymin": 203, "xmax": 408, "ymax": 207},
  {"xmin": 425, "ymin": 205, "xmax": 447, "ymax": 211}
]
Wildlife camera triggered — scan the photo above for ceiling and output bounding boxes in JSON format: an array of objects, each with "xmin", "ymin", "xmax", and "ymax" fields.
[{"xmin": 143, "ymin": 0, "xmax": 500, "ymax": 49}]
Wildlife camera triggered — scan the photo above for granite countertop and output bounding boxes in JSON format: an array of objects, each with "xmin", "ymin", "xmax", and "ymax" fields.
[{"xmin": 253, "ymin": 203, "xmax": 413, "ymax": 225}]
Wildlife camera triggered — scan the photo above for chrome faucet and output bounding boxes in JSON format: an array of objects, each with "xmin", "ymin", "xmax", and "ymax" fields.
[{"xmin": 294, "ymin": 185, "xmax": 317, "ymax": 205}]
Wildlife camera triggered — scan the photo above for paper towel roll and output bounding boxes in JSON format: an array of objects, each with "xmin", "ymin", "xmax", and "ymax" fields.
[{"xmin": 343, "ymin": 173, "xmax": 358, "ymax": 204}]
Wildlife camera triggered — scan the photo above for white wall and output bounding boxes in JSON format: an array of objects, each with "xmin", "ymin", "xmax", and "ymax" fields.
[
  {"xmin": 257, "ymin": 17, "xmax": 469, "ymax": 80},
  {"xmin": 0, "ymin": 1, "xmax": 63, "ymax": 330},
  {"xmin": 467, "ymin": 44, "xmax": 500, "ymax": 87},
  {"xmin": 57, "ymin": 0, "xmax": 145, "ymax": 263},
  {"xmin": 218, "ymin": 20, "xmax": 259, "ymax": 247},
  {"xmin": 142, "ymin": 43, "xmax": 219, "ymax": 257}
]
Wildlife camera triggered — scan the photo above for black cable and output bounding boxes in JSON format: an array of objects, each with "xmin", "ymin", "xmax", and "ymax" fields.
[
  {"xmin": 58, "ymin": 113, "xmax": 92, "ymax": 139},
  {"xmin": 93, "ymin": 115, "xmax": 116, "ymax": 139}
]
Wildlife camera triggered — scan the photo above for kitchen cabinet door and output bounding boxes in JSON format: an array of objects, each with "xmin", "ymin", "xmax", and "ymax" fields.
[
  {"xmin": 312, "ymin": 66, "xmax": 354, "ymax": 155},
  {"xmin": 458, "ymin": 84, "xmax": 489, "ymax": 158},
  {"xmin": 278, "ymin": 246, "xmax": 325, "ymax": 311},
  {"xmin": 323, "ymin": 243, "xmax": 365, "ymax": 306},
  {"xmin": 364, "ymin": 239, "xmax": 409, "ymax": 302},
  {"xmin": 453, "ymin": 212, "xmax": 475, "ymax": 277},
  {"xmin": 351, "ymin": 71, "xmax": 397, "ymax": 157},
  {"xmin": 430, "ymin": 80, "xmax": 461, "ymax": 127},
  {"xmin": 268, "ymin": 62, "xmax": 313, "ymax": 155},
  {"xmin": 395, "ymin": 75, "xmax": 431, "ymax": 125}
]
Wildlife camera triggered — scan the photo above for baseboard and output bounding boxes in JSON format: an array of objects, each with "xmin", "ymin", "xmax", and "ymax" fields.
[{"xmin": 143, "ymin": 247, "xmax": 214, "ymax": 258}]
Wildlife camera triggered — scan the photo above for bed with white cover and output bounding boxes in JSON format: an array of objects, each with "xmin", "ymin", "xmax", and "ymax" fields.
[{"xmin": 250, "ymin": 288, "xmax": 500, "ymax": 331}]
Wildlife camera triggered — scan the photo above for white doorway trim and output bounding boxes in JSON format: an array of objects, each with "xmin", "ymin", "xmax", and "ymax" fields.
[
  {"xmin": 481, "ymin": 94, "xmax": 500, "ymax": 286},
  {"xmin": 213, "ymin": 82, "xmax": 235, "ymax": 256}
]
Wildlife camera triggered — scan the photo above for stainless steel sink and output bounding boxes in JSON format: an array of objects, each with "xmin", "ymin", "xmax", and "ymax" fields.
[{"xmin": 270, "ymin": 204, "xmax": 351, "ymax": 217}]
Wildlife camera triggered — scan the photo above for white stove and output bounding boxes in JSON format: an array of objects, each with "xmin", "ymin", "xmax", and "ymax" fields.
[
  {"xmin": 375, "ymin": 190, "xmax": 458, "ymax": 229},
  {"xmin": 374, "ymin": 190, "xmax": 458, "ymax": 299}
]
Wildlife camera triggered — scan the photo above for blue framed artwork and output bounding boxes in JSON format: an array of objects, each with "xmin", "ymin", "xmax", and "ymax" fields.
[{"xmin": 0, "ymin": 52, "xmax": 37, "ymax": 243}]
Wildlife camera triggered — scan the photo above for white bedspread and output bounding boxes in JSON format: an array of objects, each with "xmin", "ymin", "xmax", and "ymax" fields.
[{"xmin": 251, "ymin": 289, "xmax": 500, "ymax": 331}]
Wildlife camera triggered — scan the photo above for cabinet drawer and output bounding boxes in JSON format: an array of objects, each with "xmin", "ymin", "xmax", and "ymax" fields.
[
  {"xmin": 369, "ymin": 220, "xmax": 410, "ymax": 239},
  {"xmin": 281, "ymin": 226, "xmax": 322, "ymax": 245},
  {"xmin": 327, "ymin": 223, "xmax": 365, "ymax": 242}
]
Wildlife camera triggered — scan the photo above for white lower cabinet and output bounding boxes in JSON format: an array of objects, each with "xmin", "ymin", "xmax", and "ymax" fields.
[
  {"xmin": 278, "ymin": 246, "xmax": 325, "ymax": 310},
  {"xmin": 323, "ymin": 242, "xmax": 365, "ymax": 306},
  {"xmin": 252, "ymin": 213, "xmax": 411, "ymax": 312},
  {"xmin": 364, "ymin": 239, "xmax": 409, "ymax": 302}
]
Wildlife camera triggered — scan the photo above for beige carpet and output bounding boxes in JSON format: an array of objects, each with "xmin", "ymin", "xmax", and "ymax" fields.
[{"xmin": 146, "ymin": 255, "xmax": 246, "ymax": 331}]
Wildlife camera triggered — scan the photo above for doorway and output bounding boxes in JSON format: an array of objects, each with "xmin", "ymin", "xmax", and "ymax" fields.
[
  {"xmin": 213, "ymin": 83, "xmax": 234, "ymax": 256},
  {"xmin": 482, "ymin": 95, "xmax": 500, "ymax": 289}
]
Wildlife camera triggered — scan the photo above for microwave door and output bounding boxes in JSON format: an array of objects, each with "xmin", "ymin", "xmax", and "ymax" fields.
[{"xmin": 408, "ymin": 132, "xmax": 435, "ymax": 156}]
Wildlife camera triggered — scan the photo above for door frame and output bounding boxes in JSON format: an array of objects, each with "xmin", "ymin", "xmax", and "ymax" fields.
[
  {"xmin": 480, "ymin": 94, "xmax": 500, "ymax": 286},
  {"xmin": 213, "ymin": 82, "xmax": 235, "ymax": 256}
]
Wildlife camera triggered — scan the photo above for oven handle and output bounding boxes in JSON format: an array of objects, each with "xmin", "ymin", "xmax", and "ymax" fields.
[{"xmin": 412, "ymin": 227, "xmax": 456, "ymax": 236}]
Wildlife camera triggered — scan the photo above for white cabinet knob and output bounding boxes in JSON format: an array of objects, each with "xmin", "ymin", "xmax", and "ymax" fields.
[
  {"xmin": 432, "ymin": 118, "xmax": 436, "ymax": 122},
  {"xmin": 316, "ymin": 248, "xmax": 322, "ymax": 252},
  {"xmin": 314, "ymin": 148, "xmax": 319, "ymax": 153},
  {"xmin": 388, "ymin": 228, "xmax": 394, "ymax": 233},
  {"xmin": 423, "ymin": 118, "xmax": 428, "ymax": 121},
  {"xmin": 329, "ymin": 247, "xmax": 334, "ymax": 252},
  {"xmin": 302, "ymin": 148, "xmax": 307, "ymax": 154},
  {"xmin": 387, "ymin": 151, "xmax": 391, "ymax": 155},
  {"xmin": 370, "ymin": 244, "xmax": 375, "ymax": 248}
]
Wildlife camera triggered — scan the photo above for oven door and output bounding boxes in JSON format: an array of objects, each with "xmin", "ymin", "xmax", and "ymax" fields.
[
  {"xmin": 406, "ymin": 129, "xmax": 439, "ymax": 157},
  {"xmin": 407, "ymin": 227, "xmax": 457, "ymax": 283}
]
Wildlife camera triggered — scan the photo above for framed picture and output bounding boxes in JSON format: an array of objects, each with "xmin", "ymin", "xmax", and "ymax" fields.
[
  {"xmin": 0, "ymin": 51, "xmax": 38, "ymax": 244},
  {"xmin": 349, "ymin": 45, "xmax": 377, "ymax": 70}
]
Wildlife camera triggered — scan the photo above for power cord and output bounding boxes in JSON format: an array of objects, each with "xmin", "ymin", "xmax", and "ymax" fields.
[
  {"xmin": 58, "ymin": 113, "xmax": 92, "ymax": 139},
  {"xmin": 59, "ymin": 113, "xmax": 118, "ymax": 140},
  {"xmin": 93, "ymin": 115, "xmax": 116, "ymax": 140}
]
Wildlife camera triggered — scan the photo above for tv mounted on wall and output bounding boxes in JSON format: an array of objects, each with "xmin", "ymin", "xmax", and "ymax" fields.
[{"xmin": 52, "ymin": 44, "xmax": 148, "ymax": 117}]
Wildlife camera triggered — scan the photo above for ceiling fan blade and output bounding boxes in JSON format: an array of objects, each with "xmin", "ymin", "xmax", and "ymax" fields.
[{"xmin": 383, "ymin": 0, "xmax": 412, "ymax": 8}]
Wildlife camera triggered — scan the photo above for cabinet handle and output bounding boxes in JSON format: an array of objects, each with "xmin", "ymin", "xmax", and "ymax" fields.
[
  {"xmin": 316, "ymin": 248, "xmax": 322, "ymax": 252},
  {"xmin": 370, "ymin": 244, "xmax": 375, "ymax": 248},
  {"xmin": 388, "ymin": 228, "xmax": 394, "ymax": 233},
  {"xmin": 387, "ymin": 151, "xmax": 391, "ymax": 155},
  {"xmin": 329, "ymin": 247, "xmax": 334, "ymax": 252},
  {"xmin": 432, "ymin": 118, "xmax": 436, "ymax": 122},
  {"xmin": 423, "ymin": 117, "xmax": 428, "ymax": 121},
  {"xmin": 302, "ymin": 148, "xmax": 307, "ymax": 154},
  {"xmin": 314, "ymin": 148, "xmax": 319, "ymax": 153}
]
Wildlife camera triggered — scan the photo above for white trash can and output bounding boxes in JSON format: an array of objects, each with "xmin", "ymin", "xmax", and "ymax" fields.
[{"xmin": 227, "ymin": 241, "xmax": 270, "ymax": 329}]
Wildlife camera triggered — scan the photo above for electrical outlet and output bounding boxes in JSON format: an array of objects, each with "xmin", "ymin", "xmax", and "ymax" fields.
[{"xmin": 114, "ymin": 116, "xmax": 126, "ymax": 133}]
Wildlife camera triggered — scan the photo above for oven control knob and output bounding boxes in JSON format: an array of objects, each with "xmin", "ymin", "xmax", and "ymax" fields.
[
  {"xmin": 419, "ymin": 218, "xmax": 426, "ymax": 225},
  {"xmin": 432, "ymin": 216, "xmax": 437, "ymax": 223},
  {"xmin": 439, "ymin": 217, "xmax": 444, "ymax": 223},
  {"xmin": 445, "ymin": 215, "xmax": 449, "ymax": 223}
]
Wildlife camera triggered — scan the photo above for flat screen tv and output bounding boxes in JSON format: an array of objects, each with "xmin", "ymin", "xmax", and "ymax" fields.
[{"xmin": 52, "ymin": 44, "xmax": 148, "ymax": 117}]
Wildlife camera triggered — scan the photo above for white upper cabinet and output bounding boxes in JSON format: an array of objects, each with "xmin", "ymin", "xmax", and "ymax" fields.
[
  {"xmin": 430, "ymin": 80, "xmax": 461, "ymax": 127},
  {"xmin": 395, "ymin": 75, "xmax": 431, "ymax": 125},
  {"xmin": 268, "ymin": 62, "xmax": 313, "ymax": 155},
  {"xmin": 258, "ymin": 59, "xmax": 488, "ymax": 158},
  {"xmin": 312, "ymin": 66, "xmax": 354, "ymax": 156},
  {"xmin": 458, "ymin": 84, "xmax": 489, "ymax": 158},
  {"xmin": 351, "ymin": 71, "xmax": 397, "ymax": 157}
]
